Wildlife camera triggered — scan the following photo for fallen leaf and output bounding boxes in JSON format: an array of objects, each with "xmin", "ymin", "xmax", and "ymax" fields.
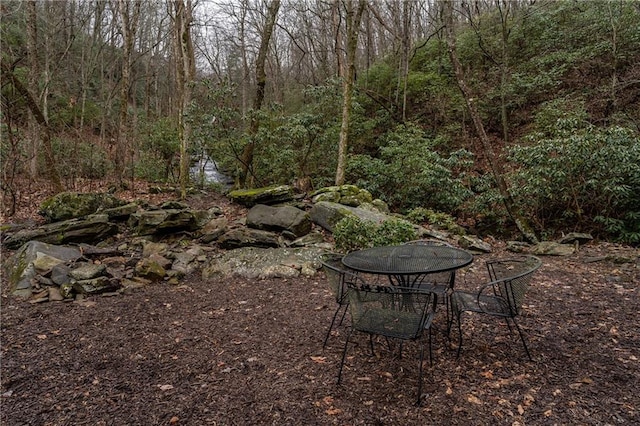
[
  {"xmin": 480, "ymin": 370, "xmax": 494, "ymax": 379},
  {"xmin": 37, "ymin": 335, "xmax": 47, "ymax": 340},
  {"xmin": 523, "ymin": 393, "xmax": 535, "ymax": 406},
  {"xmin": 467, "ymin": 394, "xmax": 482, "ymax": 405},
  {"xmin": 325, "ymin": 407, "xmax": 342, "ymax": 415},
  {"xmin": 518, "ymin": 404, "xmax": 525, "ymax": 415},
  {"xmin": 310, "ymin": 356, "xmax": 327, "ymax": 364},
  {"xmin": 446, "ymin": 387, "xmax": 453, "ymax": 395},
  {"xmin": 157, "ymin": 384, "xmax": 174, "ymax": 391},
  {"xmin": 544, "ymin": 409, "xmax": 553, "ymax": 417},
  {"xmin": 322, "ymin": 396, "xmax": 334, "ymax": 405},
  {"xmin": 169, "ymin": 416, "xmax": 179, "ymax": 424}
]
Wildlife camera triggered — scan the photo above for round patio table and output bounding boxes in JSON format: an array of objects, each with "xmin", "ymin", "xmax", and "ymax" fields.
[{"xmin": 341, "ymin": 244, "xmax": 473, "ymax": 287}]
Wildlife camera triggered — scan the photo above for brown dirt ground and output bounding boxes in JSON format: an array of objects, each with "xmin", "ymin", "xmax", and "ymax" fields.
[{"xmin": 1, "ymin": 183, "xmax": 639, "ymax": 425}]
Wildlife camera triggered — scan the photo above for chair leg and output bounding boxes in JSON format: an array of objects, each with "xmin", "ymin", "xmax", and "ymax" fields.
[
  {"xmin": 337, "ymin": 301, "xmax": 349, "ymax": 326},
  {"xmin": 323, "ymin": 303, "xmax": 345, "ymax": 349},
  {"xmin": 512, "ymin": 318, "xmax": 533, "ymax": 362},
  {"xmin": 456, "ymin": 311, "xmax": 464, "ymax": 359},
  {"xmin": 337, "ymin": 328, "xmax": 354, "ymax": 385},
  {"xmin": 415, "ymin": 340, "xmax": 425, "ymax": 406}
]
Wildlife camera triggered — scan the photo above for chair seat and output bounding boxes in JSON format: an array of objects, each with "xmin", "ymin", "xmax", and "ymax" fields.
[
  {"xmin": 452, "ymin": 291, "xmax": 509, "ymax": 316},
  {"xmin": 353, "ymin": 308, "xmax": 433, "ymax": 340},
  {"xmin": 417, "ymin": 282, "xmax": 448, "ymax": 295}
]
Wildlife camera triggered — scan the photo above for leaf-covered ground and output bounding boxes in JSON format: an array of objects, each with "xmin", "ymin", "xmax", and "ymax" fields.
[{"xmin": 1, "ymin": 183, "xmax": 639, "ymax": 425}]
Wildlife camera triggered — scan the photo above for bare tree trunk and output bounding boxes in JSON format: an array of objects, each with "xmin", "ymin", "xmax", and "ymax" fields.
[
  {"xmin": 172, "ymin": 0, "xmax": 196, "ymax": 199},
  {"xmin": 1, "ymin": 62, "xmax": 62, "ymax": 192},
  {"xmin": 25, "ymin": 0, "xmax": 40, "ymax": 180},
  {"xmin": 335, "ymin": 0, "xmax": 366, "ymax": 186},
  {"xmin": 441, "ymin": 0, "xmax": 537, "ymax": 243},
  {"xmin": 116, "ymin": 0, "xmax": 141, "ymax": 184},
  {"xmin": 238, "ymin": 0, "xmax": 281, "ymax": 188}
]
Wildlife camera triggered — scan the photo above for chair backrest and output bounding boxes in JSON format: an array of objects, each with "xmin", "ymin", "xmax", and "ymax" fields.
[
  {"xmin": 346, "ymin": 277, "xmax": 436, "ymax": 340},
  {"xmin": 487, "ymin": 256, "xmax": 542, "ymax": 317},
  {"xmin": 404, "ymin": 239, "xmax": 453, "ymax": 247},
  {"xmin": 320, "ymin": 253, "xmax": 349, "ymax": 304},
  {"xmin": 404, "ymin": 239, "xmax": 455, "ymax": 286}
]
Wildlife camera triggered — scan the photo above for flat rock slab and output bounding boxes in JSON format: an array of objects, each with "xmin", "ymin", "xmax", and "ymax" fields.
[{"xmin": 202, "ymin": 247, "xmax": 326, "ymax": 280}]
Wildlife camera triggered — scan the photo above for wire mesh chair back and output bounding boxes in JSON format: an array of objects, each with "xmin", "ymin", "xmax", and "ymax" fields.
[
  {"xmin": 485, "ymin": 256, "xmax": 542, "ymax": 317},
  {"xmin": 347, "ymin": 280, "xmax": 436, "ymax": 340},
  {"xmin": 320, "ymin": 253, "xmax": 353, "ymax": 348},
  {"xmin": 403, "ymin": 239, "xmax": 459, "ymax": 328},
  {"xmin": 403, "ymin": 239, "xmax": 455, "ymax": 290},
  {"xmin": 451, "ymin": 255, "xmax": 542, "ymax": 360},
  {"xmin": 320, "ymin": 253, "xmax": 349, "ymax": 305},
  {"xmin": 338, "ymin": 276, "xmax": 436, "ymax": 405}
]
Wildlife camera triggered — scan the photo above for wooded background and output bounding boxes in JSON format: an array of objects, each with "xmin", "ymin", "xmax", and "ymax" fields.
[{"xmin": 1, "ymin": 0, "xmax": 639, "ymax": 243}]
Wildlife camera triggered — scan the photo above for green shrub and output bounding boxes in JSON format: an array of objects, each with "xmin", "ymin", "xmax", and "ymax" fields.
[
  {"xmin": 333, "ymin": 215, "xmax": 417, "ymax": 252},
  {"xmin": 134, "ymin": 151, "xmax": 173, "ymax": 183},
  {"xmin": 346, "ymin": 123, "xmax": 473, "ymax": 212},
  {"xmin": 406, "ymin": 207, "xmax": 464, "ymax": 235},
  {"xmin": 137, "ymin": 118, "xmax": 180, "ymax": 182},
  {"xmin": 509, "ymin": 122, "xmax": 640, "ymax": 243},
  {"xmin": 43, "ymin": 137, "xmax": 111, "ymax": 179}
]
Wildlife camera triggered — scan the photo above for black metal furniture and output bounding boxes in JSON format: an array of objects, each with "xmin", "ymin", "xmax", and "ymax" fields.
[
  {"xmin": 337, "ymin": 275, "xmax": 437, "ymax": 405},
  {"xmin": 319, "ymin": 253, "xmax": 352, "ymax": 348},
  {"xmin": 451, "ymin": 255, "xmax": 542, "ymax": 361},
  {"xmin": 403, "ymin": 239, "xmax": 459, "ymax": 324},
  {"xmin": 342, "ymin": 244, "xmax": 473, "ymax": 289}
]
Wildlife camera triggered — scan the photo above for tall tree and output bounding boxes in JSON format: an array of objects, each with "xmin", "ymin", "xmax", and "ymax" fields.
[
  {"xmin": 1, "ymin": 62, "xmax": 62, "ymax": 192},
  {"xmin": 172, "ymin": 0, "xmax": 196, "ymax": 199},
  {"xmin": 335, "ymin": 0, "xmax": 366, "ymax": 185},
  {"xmin": 115, "ymin": 0, "xmax": 141, "ymax": 184},
  {"xmin": 238, "ymin": 0, "xmax": 281, "ymax": 187},
  {"xmin": 25, "ymin": 0, "xmax": 40, "ymax": 179},
  {"xmin": 440, "ymin": 0, "xmax": 537, "ymax": 243}
]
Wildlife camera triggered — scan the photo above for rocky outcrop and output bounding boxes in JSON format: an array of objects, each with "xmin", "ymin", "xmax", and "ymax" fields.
[
  {"xmin": 309, "ymin": 201, "xmax": 390, "ymax": 233},
  {"xmin": 228, "ymin": 185, "xmax": 295, "ymax": 207},
  {"xmin": 5, "ymin": 241, "xmax": 83, "ymax": 299},
  {"xmin": 246, "ymin": 204, "xmax": 312, "ymax": 238},
  {"xmin": 2, "ymin": 214, "xmax": 119, "ymax": 250},
  {"xmin": 38, "ymin": 192, "xmax": 127, "ymax": 222},
  {"xmin": 202, "ymin": 246, "xmax": 325, "ymax": 280}
]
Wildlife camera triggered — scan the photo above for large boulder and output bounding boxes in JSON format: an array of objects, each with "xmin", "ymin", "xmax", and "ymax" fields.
[
  {"xmin": 4, "ymin": 241, "xmax": 82, "ymax": 298},
  {"xmin": 128, "ymin": 208, "xmax": 207, "ymax": 235},
  {"xmin": 311, "ymin": 185, "xmax": 374, "ymax": 207},
  {"xmin": 2, "ymin": 214, "xmax": 118, "ymax": 249},
  {"xmin": 246, "ymin": 204, "xmax": 312, "ymax": 238},
  {"xmin": 217, "ymin": 228, "xmax": 283, "ymax": 249},
  {"xmin": 38, "ymin": 192, "xmax": 127, "ymax": 222},
  {"xmin": 202, "ymin": 246, "xmax": 325, "ymax": 279},
  {"xmin": 309, "ymin": 201, "xmax": 389, "ymax": 233},
  {"xmin": 531, "ymin": 241, "xmax": 576, "ymax": 256},
  {"xmin": 228, "ymin": 185, "xmax": 294, "ymax": 207}
]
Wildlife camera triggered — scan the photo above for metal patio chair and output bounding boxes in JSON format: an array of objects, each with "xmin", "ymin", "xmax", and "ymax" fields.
[
  {"xmin": 451, "ymin": 255, "xmax": 542, "ymax": 361},
  {"xmin": 320, "ymin": 252, "xmax": 352, "ymax": 348},
  {"xmin": 337, "ymin": 276, "xmax": 437, "ymax": 405},
  {"xmin": 404, "ymin": 239, "xmax": 458, "ymax": 327}
]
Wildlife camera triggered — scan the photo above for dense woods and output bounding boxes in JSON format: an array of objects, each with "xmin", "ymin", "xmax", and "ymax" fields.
[{"xmin": 1, "ymin": 0, "xmax": 639, "ymax": 244}]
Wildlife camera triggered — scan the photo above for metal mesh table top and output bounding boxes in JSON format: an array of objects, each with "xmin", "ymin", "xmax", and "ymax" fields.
[{"xmin": 342, "ymin": 244, "xmax": 473, "ymax": 276}]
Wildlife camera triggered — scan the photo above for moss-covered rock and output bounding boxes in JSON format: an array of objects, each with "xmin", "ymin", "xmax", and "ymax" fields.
[
  {"xmin": 228, "ymin": 185, "xmax": 294, "ymax": 207},
  {"xmin": 311, "ymin": 185, "xmax": 374, "ymax": 207},
  {"xmin": 39, "ymin": 192, "xmax": 127, "ymax": 223}
]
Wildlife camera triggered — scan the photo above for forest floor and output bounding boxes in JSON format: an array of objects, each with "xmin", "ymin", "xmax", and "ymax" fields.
[{"xmin": 1, "ymin": 179, "xmax": 639, "ymax": 425}]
